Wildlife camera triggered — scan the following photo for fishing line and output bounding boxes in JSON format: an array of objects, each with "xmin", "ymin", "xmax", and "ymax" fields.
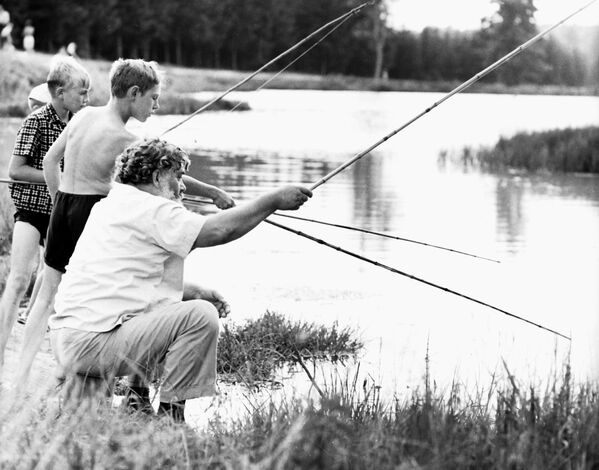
[
  {"xmin": 309, "ymin": 0, "xmax": 599, "ymax": 190},
  {"xmin": 160, "ymin": 1, "xmax": 373, "ymax": 137}
]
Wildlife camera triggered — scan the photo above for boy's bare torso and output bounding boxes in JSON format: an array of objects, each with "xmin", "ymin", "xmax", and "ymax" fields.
[{"xmin": 60, "ymin": 106, "xmax": 136, "ymax": 196}]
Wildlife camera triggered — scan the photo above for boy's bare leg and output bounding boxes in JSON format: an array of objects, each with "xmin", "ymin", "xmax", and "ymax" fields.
[
  {"xmin": 0, "ymin": 222, "xmax": 41, "ymax": 378},
  {"xmin": 13, "ymin": 264, "xmax": 63, "ymax": 390},
  {"xmin": 20, "ymin": 247, "xmax": 44, "ymax": 320}
]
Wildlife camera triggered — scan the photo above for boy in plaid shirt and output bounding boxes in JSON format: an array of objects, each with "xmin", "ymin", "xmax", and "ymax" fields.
[{"xmin": 0, "ymin": 57, "xmax": 90, "ymax": 378}]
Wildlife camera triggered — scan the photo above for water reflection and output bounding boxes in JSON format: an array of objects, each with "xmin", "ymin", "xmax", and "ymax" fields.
[
  {"xmin": 187, "ymin": 148, "xmax": 341, "ymax": 196},
  {"xmin": 495, "ymin": 177, "xmax": 525, "ymax": 253}
]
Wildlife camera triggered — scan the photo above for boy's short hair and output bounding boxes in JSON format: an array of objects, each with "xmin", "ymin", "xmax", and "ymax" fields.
[
  {"xmin": 117, "ymin": 138, "xmax": 189, "ymax": 185},
  {"xmin": 46, "ymin": 57, "xmax": 90, "ymax": 97},
  {"xmin": 109, "ymin": 59, "xmax": 161, "ymax": 98}
]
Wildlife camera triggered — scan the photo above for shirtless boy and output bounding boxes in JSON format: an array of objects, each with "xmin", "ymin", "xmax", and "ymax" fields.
[{"xmin": 15, "ymin": 58, "xmax": 234, "ymax": 388}]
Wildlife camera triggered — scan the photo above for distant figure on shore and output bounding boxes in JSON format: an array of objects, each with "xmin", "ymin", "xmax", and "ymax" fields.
[
  {"xmin": 22, "ymin": 19, "xmax": 34, "ymax": 52},
  {"xmin": 66, "ymin": 42, "xmax": 78, "ymax": 59},
  {"xmin": 0, "ymin": 4, "xmax": 9, "ymax": 49},
  {"xmin": 1, "ymin": 22, "xmax": 13, "ymax": 51},
  {"xmin": 27, "ymin": 83, "xmax": 51, "ymax": 112}
]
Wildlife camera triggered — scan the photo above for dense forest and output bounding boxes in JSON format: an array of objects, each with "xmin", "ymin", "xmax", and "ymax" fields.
[{"xmin": 2, "ymin": 0, "xmax": 598, "ymax": 87}]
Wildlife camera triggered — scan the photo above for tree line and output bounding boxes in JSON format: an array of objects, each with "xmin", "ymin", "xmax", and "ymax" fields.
[{"xmin": 3, "ymin": 0, "xmax": 598, "ymax": 87}]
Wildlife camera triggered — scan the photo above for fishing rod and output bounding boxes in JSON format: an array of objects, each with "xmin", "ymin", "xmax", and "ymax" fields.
[
  {"xmin": 0, "ymin": 178, "xmax": 44, "ymax": 185},
  {"xmin": 160, "ymin": 1, "xmax": 373, "ymax": 137},
  {"xmin": 271, "ymin": 212, "xmax": 500, "ymax": 263},
  {"xmin": 265, "ymin": 218, "xmax": 571, "ymax": 341},
  {"xmin": 182, "ymin": 195, "xmax": 498, "ymax": 262},
  {"xmin": 309, "ymin": 0, "xmax": 599, "ymax": 190}
]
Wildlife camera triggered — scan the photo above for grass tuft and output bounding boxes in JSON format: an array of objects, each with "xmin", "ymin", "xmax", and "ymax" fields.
[{"xmin": 218, "ymin": 311, "xmax": 363, "ymax": 384}]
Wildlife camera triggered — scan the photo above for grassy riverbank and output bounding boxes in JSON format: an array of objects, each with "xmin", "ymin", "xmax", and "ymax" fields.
[
  {"xmin": 450, "ymin": 126, "xmax": 599, "ymax": 173},
  {"xmin": 1, "ymin": 50, "xmax": 597, "ymax": 118},
  {"xmin": 2, "ymin": 362, "xmax": 598, "ymax": 468}
]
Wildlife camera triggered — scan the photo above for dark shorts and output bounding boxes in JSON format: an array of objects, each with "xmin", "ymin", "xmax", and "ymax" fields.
[
  {"xmin": 45, "ymin": 191, "xmax": 106, "ymax": 273},
  {"xmin": 14, "ymin": 209, "xmax": 51, "ymax": 246}
]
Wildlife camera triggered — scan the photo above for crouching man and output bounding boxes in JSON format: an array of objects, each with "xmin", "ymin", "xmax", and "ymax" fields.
[{"xmin": 48, "ymin": 138, "xmax": 312, "ymax": 421}]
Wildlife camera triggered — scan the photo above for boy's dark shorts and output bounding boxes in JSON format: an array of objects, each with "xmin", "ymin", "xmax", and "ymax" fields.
[
  {"xmin": 45, "ymin": 191, "xmax": 106, "ymax": 273},
  {"xmin": 14, "ymin": 209, "xmax": 51, "ymax": 246}
]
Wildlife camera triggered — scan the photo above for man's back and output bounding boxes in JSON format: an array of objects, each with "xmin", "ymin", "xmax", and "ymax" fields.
[{"xmin": 61, "ymin": 106, "xmax": 135, "ymax": 195}]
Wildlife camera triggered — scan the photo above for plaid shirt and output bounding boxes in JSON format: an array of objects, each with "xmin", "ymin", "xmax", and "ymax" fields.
[{"xmin": 9, "ymin": 104, "xmax": 66, "ymax": 215}]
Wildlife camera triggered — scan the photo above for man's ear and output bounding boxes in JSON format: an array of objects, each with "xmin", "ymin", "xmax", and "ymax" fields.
[
  {"xmin": 55, "ymin": 86, "xmax": 65, "ymax": 99},
  {"xmin": 151, "ymin": 169, "xmax": 161, "ymax": 187},
  {"xmin": 127, "ymin": 85, "xmax": 140, "ymax": 99}
]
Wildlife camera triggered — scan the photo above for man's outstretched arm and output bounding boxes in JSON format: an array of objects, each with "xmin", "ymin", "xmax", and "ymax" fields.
[{"xmin": 194, "ymin": 185, "xmax": 311, "ymax": 248}]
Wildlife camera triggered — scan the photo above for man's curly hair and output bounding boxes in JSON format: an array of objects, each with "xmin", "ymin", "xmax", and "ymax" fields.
[{"xmin": 117, "ymin": 138, "xmax": 190, "ymax": 185}]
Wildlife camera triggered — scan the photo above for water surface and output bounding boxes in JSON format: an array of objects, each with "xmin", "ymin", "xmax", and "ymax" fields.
[
  {"xmin": 2, "ymin": 90, "xmax": 598, "ymax": 394},
  {"xmin": 148, "ymin": 90, "xmax": 599, "ymax": 391}
]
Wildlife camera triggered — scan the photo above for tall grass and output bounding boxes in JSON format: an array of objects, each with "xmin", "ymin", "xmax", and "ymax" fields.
[
  {"xmin": 2, "ymin": 362, "xmax": 599, "ymax": 468},
  {"xmin": 0, "ymin": 184, "xmax": 14, "ymax": 293},
  {"xmin": 218, "ymin": 311, "xmax": 363, "ymax": 383},
  {"xmin": 455, "ymin": 126, "xmax": 599, "ymax": 174}
]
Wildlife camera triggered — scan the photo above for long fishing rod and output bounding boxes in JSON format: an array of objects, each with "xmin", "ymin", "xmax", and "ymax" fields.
[
  {"xmin": 265, "ymin": 218, "xmax": 571, "ymax": 341},
  {"xmin": 271, "ymin": 212, "xmax": 500, "ymax": 263},
  {"xmin": 160, "ymin": 1, "xmax": 372, "ymax": 137},
  {"xmin": 182, "ymin": 195, "xmax": 497, "ymax": 262},
  {"xmin": 309, "ymin": 0, "xmax": 599, "ymax": 190}
]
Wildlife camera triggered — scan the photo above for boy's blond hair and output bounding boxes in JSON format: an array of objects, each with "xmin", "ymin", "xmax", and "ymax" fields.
[
  {"xmin": 109, "ymin": 58, "xmax": 161, "ymax": 98},
  {"xmin": 46, "ymin": 56, "xmax": 90, "ymax": 97}
]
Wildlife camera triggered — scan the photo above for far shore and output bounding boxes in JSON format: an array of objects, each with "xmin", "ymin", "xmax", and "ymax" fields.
[{"xmin": 1, "ymin": 50, "xmax": 597, "ymax": 117}]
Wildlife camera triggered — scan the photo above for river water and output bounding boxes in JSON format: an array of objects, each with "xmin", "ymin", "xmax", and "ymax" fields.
[{"xmin": 2, "ymin": 90, "xmax": 598, "ymax": 397}]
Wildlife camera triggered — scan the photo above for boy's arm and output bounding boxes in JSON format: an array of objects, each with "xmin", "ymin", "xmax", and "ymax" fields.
[
  {"xmin": 182, "ymin": 175, "xmax": 235, "ymax": 209},
  {"xmin": 8, "ymin": 116, "xmax": 45, "ymax": 183},
  {"xmin": 43, "ymin": 129, "xmax": 68, "ymax": 203}
]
